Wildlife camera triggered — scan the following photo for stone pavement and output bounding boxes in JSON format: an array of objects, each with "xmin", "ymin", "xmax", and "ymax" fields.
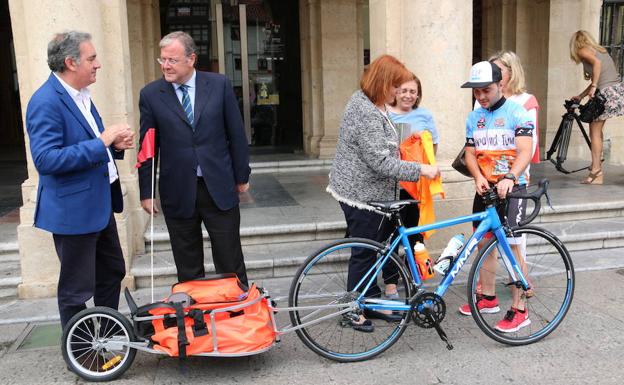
[
  {"xmin": 2, "ymin": 157, "xmax": 624, "ymax": 383},
  {"xmin": 1, "ymin": 268, "xmax": 624, "ymax": 385}
]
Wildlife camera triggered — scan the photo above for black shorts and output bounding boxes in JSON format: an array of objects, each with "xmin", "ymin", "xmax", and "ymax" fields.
[{"xmin": 472, "ymin": 184, "xmax": 527, "ymax": 242}]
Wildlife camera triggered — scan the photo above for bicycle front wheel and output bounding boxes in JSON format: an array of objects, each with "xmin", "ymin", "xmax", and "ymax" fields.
[
  {"xmin": 467, "ymin": 226, "xmax": 574, "ymax": 345},
  {"xmin": 289, "ymin": 238, "xmax": 412, "ymax": 362}
]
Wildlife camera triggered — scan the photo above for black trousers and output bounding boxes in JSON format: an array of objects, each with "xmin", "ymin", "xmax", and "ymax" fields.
[
  {"xmin": 53, "ymin": 214, "xmax": 125, "ymax": 329},
  {"xmin": 395, "ymin": 189, "xmax": 424, "ymax": 251},
  {"xmin": 164, "ymin": 178, "xmax": 248, "ymax": 286},
  {"xmin": 340, "ymin": 202, "xmax": 398, "ymax": 298}
]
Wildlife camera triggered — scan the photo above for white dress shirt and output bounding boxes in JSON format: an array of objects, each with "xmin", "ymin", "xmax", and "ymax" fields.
[{"xmin": 54, "ymin": 73, "xmax": 119, "ymax": 184}]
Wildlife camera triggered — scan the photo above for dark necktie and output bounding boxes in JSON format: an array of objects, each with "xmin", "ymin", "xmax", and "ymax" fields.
[{"xmin": 179, "ymin": 84, "xmax": 194, "ymax": 124}]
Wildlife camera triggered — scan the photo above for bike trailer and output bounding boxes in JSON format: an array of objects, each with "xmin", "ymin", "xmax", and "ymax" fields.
[{"xmin": 131, "ymin": 274, "xmax": 277, "ymax": 357}]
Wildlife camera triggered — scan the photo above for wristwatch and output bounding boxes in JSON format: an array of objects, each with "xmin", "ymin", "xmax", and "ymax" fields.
[{"xmin": 502, "ymin": 173, "xmax": 516, "ymax": 182}]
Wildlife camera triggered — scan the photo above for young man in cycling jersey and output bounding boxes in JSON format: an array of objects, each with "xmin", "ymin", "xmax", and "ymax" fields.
[{"xmin": 457, "ymin": 61, "xmax": 535, "ymax": 333}]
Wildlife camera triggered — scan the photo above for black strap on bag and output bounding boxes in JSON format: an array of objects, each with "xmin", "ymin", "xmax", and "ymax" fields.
[
  {"xmin": 188, "ymin": 309, "xmax": 209, "ymax": 337},
  {"xmin": 172, "ymin": 302, "xmax": 189, "ymax": 359}
]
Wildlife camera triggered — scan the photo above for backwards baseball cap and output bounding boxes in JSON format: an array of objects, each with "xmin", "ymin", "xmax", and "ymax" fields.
[{"xmin": 461, "ymin": 61, "xmax": 502, "ymax": 88}]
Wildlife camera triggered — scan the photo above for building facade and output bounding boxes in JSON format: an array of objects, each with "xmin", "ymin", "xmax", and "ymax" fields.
[{"xmin": 6, "ymin": 0, "xmax": 622, "ymax": 298}]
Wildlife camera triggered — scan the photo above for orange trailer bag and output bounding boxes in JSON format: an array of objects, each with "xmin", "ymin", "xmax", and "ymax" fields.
[{"xmin": 134, "ymin": 274, "xmax": 276, "ymax": 357}]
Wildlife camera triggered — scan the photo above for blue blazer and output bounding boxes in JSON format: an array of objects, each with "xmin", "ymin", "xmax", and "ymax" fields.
[
  {"xmin": 137, "ymin": 71, "xmax": 250, "ymax": 218},
  {"xmin": 26, "ymin": 74, "xmax": 123, "ymax": 235}
]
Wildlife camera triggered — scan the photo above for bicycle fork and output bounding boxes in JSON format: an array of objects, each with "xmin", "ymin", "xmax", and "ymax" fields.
[{"xmin": 496, "ymin": 227, "xmax": 531, "ymax": 292}]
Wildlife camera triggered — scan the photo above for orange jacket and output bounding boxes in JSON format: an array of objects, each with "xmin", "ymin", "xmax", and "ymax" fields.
[{"xmin": 399, "ymin": 131, "xmax": 444, "ymax": 239}]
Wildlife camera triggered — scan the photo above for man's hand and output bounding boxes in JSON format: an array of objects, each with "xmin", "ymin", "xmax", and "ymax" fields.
[
  {"xmin": 496, "ymin": 178, "xmax": 515, "ymax": 199},
  {"xmin": 237, "ymin": 183, "xmax": 250, "ymax": 193},
  {"xmin": 475, "ymin": 174, "xmax": 490, "ymax": 195},
  {"xmin": 101, "ymin": 123, "xmax": 132, "ymax": 148},
  {"xmin": 141, "ymin": 198, "xmax": 159, "ymax": 215},
  {"xmin": 419, "ymin": 164, "xmax": 440, "ymax": 179},
  {"xmin": 113, "ymin": 127, "xmax": 135, "ymax": 150}
]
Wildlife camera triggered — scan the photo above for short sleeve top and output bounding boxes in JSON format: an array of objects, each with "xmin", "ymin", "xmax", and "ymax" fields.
[
  {"xmin": 388, "ymin": 107, "xmax": 439, "ymax": 144},
  {"xmin": 465, "ymin": 99, "xmax": 534, "ymax": 184}
]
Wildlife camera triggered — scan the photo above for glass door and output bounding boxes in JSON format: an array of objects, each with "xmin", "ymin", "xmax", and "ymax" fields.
[
  {"xmin": 162, "ymin": 0, "xmax": 302, "ymax": 150},
  {"xmin": 217, "ymin": 0, "xmax": 302, "ymax": 150}
]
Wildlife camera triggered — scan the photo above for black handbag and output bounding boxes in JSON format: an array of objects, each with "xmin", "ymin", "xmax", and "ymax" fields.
[
  {"xmin": 578, "ymin": 90, "xmax": 606, "ymax": 123},
  {"xmin": 451, "ymin": 147, "xmax": 472, "ymax": 177}
]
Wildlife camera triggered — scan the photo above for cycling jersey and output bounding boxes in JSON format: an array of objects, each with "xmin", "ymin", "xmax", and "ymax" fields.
[{"xmin": 465, "ymin": 97, "xmax": 534, "ymax": 184}]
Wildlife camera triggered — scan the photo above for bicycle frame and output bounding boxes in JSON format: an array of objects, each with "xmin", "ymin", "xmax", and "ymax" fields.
[{"xmin": 355, "ymin": 205, "xmax": 530, "ymax": 313}]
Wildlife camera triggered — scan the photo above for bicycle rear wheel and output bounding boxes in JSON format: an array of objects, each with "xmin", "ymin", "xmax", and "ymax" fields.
[
  {"xmin": 288, "ymin": 238, "xmax": 412, "ymax": 362},
  {"xmin": 467, "ymin": 226, "xmax": 574, "ymax": 345}
]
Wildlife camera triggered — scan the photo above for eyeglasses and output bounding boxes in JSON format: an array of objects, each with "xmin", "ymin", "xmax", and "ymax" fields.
[{"xmin": 156, "ymin": 57, "xmax": 185, "ymax": 65}]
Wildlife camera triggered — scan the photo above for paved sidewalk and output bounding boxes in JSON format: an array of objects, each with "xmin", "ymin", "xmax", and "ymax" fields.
[
  {"xmin": 1, "ymin": 159, "xmax": 624, "ymax": 383},
  {"xmin": 1, "ymin": 267, "xmax": 624, "ymax": 385}
]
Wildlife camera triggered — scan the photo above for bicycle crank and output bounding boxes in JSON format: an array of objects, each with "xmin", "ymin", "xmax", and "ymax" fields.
[{"xmin": 410, "ymin": 292, "xmax": 453, "ymax": 350}]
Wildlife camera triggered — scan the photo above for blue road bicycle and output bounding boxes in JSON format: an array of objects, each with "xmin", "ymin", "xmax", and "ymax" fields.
[{"xmin": 288, "ymin": 179, "xmax": 574, "ymax": 362}]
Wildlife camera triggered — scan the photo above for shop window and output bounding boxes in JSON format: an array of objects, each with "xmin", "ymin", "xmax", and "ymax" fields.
[{"xmin": 600, "ymin": 0, "xmax": 624, "ymax": 75}]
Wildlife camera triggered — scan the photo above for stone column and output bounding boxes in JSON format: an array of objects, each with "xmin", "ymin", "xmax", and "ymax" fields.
[
  {"xmin": 368, "ymin": 0, "xmax": 472, "ymax": 164},
  {"xmin": 368, "ymin": 0, "xmax": 474, "ymax": 249},
  {"xmin": 9, "ymin": 0, "xmax": 146, "ymax": 298},
  {"xmin": 481, "ymin": 0, "xmax": 517, "ymax": 59},
  {"xmin": 299, "ymin": 0, "xmax": 361, "ymax": 159},
  {"xmin": 513, "ymin": 0, "xmax": 550, "ymax": 159},
  {"xmin": 126, "ymin": 0, "xmax": 162, "ymax": 255}
]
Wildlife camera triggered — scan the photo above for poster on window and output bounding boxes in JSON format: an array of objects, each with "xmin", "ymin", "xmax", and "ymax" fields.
[{"xmin": 255, "ymin": 76, "xmax": 279, "ymax": 105}]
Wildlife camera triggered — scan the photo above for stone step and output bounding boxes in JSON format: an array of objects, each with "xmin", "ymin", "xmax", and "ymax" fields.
[
  {"xmin": 0, "ymin": 259, "xmax": 21, "ymax": 300},
  {"xmin": 151, "ymin": 159, "xmax": 332, "ymax": 177},
  {"xmin": 146, "ymin": 221, "xmax": 346, "ymax": 252},
  {"xmin": 0, "ymin": 241, "xmax": 18, "ymax": 259},
  {"xmin": 131, "ymin": 239, "xmax": 330, "ymax": 289},
  {"xmin": 3, "ymin": 246, "xmax": 624, "ymax": 325},
  {"xmin": 132, "ymin": 215, "xmax": 624, "ymax": 289},
  {"xmin": 143, "ymin": 198, "xmax": 624, "ymax": 253},
  {"xmin": 538, "ymin": 216, "xmax": 624, "ymax": 251},
  {"xmin": 249, "ymin": 159, "xmax": 332, "ymax": 174},
  {"xmin": 537, "ymin": 199, "xmax": 624, "ymax": 224}
]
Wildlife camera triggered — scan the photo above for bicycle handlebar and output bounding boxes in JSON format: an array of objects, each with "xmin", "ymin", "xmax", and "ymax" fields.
[{"xmin": 507, "ymin": 178, "xmax": 549, "ymax": 226}]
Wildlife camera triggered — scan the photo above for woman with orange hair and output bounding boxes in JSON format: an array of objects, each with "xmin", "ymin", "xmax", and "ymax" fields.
[{"xmin": 327, "ymin": 55, "xmax": 439, "ymax": 332}]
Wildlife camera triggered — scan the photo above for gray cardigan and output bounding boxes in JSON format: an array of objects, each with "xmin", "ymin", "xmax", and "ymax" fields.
[{"xmin": 327, "ymin": 90, "xmax": 422, "ymax": 210}]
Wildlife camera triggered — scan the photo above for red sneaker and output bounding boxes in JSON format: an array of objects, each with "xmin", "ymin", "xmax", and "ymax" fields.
[
  {"xmin": 458, "ymin": 295, "xmax": 500, "ymax": 316},
  {"xmin": 494, "ymin": 308, "xmax": 531, "ymax": 333}
]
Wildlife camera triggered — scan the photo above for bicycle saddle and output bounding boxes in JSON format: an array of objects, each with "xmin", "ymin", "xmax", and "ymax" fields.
[{"xmin": 367, "ymin": 199, "xmax": 420, "ymax": 212}]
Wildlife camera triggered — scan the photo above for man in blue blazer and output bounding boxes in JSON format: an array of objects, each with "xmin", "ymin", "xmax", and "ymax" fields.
[
  {"xmin": 137, "ymin": 31, "xmax": 250, "ymax": 285},
  {"xmin": 26, "ymin": 31, "xmax": 134, "ymax": 328}
]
